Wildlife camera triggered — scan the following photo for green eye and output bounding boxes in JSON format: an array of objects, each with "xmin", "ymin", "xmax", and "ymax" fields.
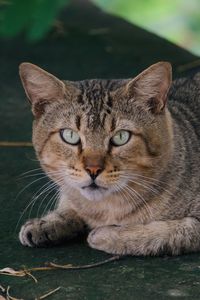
[
  {"xmin": 111, "ymin": 130, "xmax": 131, "ymax": 146},
  {"xmin": 60, "ymin": 128, "xmax": 80, "ymax": 145}
]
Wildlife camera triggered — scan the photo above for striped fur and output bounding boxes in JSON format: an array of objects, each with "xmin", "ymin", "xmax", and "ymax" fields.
[{"xmin": 18, "ymin": 62, "xmax": 200, "ymax": 256}]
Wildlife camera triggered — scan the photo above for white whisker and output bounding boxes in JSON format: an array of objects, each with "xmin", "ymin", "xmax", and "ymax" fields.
[
  {"xmin": 36, "ymin": 177, "xmax": 64, "ymax": 218},
  {"xmin": 121, "ymin": 173, "xmax": 173, "ymax": 197},
  {"xmin": 18, "ymin": 167, "xmax": 43, "ymax": 178},
  {"xmin": 15, "ymin": 172, "xmax": 65, "ymax": 232},
  {"xmin": 124, "ymin": 184, "xmax": 153, "ymax": 219},
  {"xmin": 14, "ymin": 175, "xmax": 51, "ymax": 204}
]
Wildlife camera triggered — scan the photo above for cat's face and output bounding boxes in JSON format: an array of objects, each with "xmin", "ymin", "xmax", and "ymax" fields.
[{"xmin": 19, "ymin": 62, "xmax": 172, "ymax": 201}]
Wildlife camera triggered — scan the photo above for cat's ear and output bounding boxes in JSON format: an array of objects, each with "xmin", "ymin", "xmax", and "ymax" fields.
[
  {"xmin": 126, "ymin": 62, "xmax": 172, "ymax": 113},
  {"xmin": 19, "ymin": 63, "xmax": 66, "ymax": 117}
]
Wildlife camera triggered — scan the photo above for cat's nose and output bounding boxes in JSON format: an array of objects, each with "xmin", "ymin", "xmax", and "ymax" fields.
[{"xmin": 85, "ymin": 165, "xmax": 103, "ymax": 180}]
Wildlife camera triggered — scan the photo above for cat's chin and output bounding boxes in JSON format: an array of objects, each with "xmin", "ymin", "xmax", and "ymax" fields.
[{"xmin": 79, "ymin": 187, "xmax": 109, "ymax": 201}]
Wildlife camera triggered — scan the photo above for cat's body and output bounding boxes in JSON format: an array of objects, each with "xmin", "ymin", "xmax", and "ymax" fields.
[{"xmin": 19, "ymin": 62, "xmax": 200, "ymax": 255}]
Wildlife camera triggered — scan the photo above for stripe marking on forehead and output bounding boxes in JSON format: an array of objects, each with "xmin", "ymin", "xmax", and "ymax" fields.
[{"xmin": 77, "ymin": 80, "xmax": 114, "ymax": 128}]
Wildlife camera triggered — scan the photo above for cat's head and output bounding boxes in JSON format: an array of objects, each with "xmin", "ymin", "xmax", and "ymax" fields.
[{"xmin": 19, "ymin": 62, "xmax": 172, "ymax": 201}]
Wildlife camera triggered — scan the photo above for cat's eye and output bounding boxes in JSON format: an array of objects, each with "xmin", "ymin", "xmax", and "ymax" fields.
[
  {"xmin": 60, "ymin": 128, "xmax": 80, "ymax": 145},
  {"xmin": 111, "ymin": 130, "xmax": 131, "ymax": 146}
]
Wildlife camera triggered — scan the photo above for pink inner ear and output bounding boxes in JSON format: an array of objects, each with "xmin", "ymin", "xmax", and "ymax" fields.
[
  {"xmin": 25, "ymin": 76, "xmax": 62, "ymax": 103},
  {"xmin": 19, "ymin": 63, "xmax": 66, "ymax": 105},
  {"xmin": 127, "ymin": 62, "xmax": 172, "ymax": 113}
]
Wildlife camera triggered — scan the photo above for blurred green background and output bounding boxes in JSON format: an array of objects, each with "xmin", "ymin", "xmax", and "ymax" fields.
[
  {"xmin": 93, "ymin": 0, "xmax": 200, "ymax": 56},
  {"xmin": 0, "ymin": 0, "xmax": 200, "ymax": 56}
]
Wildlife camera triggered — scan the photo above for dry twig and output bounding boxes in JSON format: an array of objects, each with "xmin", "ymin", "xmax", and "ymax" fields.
[
  {"xmin": 47, "ymin": 255, "xmax": 120, "ymax": 270},
  {"xmin": 6, "ymin": 286, "xmax": 22, "ymax": 300},
  {"xmin": 0, "ymin": 256, "xmax": 120, "ymax": 299},
  {"xmin": 0, "ymin": 142, "xmax": 32, "ymax": 147},
  {"xmin": 36, "ymin": 287, "xmax": 61, "ymax": 300},
  {"xmin": 0, "ymin": 255, "xmax": 120, "ymax": 280},
  {"xmin": 0, "ymin": 285, "xmax": 5, "ymax": 293}
]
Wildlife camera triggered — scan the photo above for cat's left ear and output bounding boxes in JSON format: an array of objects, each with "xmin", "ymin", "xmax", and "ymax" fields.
[
  {"xmin": 19, "ymin": 63, "xmax": 66, "ymax": 117},
  {"xmin": 126, "ymin": 62, "xmax": 172, "ymax": 114}
]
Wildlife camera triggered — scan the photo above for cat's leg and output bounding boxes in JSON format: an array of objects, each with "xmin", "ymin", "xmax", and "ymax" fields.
[
  {"xmin": 19, "ymin": 209, "xmax": 86, "ymax": 247},
  {"xmin": 87, "ymin": 217, "xmax": 200, "ymax": 255}
]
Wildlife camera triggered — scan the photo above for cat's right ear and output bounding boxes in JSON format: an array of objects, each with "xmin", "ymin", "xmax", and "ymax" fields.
[{"xmin": 19, "ymin": 63, "xmax": 66, "ymax": 117}]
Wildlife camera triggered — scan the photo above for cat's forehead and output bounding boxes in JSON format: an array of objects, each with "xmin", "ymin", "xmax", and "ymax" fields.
[
  {"xmin": 67, "ymin": 79, "xmax": 127, "ymax": 129},
  {"xmin": 75, "ymin": 78, "xmax": 125, "ymax": 91}
]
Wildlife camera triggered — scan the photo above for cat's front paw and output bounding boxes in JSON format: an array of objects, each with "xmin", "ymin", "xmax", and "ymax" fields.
[
  {"xmin": 87, "ymin": 225, "xmax": 123, "ymax": 254},
  {"xmin": 19, "ymin": 218, "xmax": 63, "ymax": 247}
]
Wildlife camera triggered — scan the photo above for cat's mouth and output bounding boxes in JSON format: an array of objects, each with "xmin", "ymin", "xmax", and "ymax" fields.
[
  {"xmin": 82, "ymin": 182, "xmax": 107, "ymax": 191},
  {"xmin": 80, "ymin": 182, "xmax": 108, "ymax": 201}
]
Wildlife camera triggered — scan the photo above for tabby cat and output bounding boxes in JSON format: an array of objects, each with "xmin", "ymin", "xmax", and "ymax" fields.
[{"xmin": 19, "ymin": 62, "xmax": 200, "ymax": 256}]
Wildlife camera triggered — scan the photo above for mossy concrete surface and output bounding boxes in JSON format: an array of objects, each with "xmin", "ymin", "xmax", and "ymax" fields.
[{"xmin": 0, "ymin": 1, "xmax": 199, "ymax": 299}]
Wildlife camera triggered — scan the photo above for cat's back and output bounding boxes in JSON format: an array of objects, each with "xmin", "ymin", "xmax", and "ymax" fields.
[{"xmin": 168, "ymin": 72, "xmax": 200, "ymax": 137}]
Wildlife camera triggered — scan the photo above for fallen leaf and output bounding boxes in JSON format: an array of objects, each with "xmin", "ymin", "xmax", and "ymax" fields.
[{"xmin": 0, "ymin": 268, "xmax": 25, "ymax": 277}]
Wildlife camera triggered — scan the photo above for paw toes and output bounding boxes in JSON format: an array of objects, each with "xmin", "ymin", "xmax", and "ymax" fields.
[
  {"xmin": 87, "ymin": 226, "xmax": 121, "ymax": 254},
  {"xmin": 19, "ymin": 219, "xmax": 48, "ymax": 247},
  {"xmin": 19, "ymin": 218, "xmax": 67, "ymax": 247},
  {"xmin": 26, "ymin": 231, "xmax": 34, "ymax": 246},
  {"xmin": 87, "ymin": 227, "xmax": 108, "ymax": 248},
  {"xmin": 19, "ymin": 225, "xmax": 35, "ymax": 247}
]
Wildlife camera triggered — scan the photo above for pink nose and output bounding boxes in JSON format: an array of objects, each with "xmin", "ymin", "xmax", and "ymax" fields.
[{"xmin": 85, "ymin": 165, "xmax": 103, "ymax": 180}]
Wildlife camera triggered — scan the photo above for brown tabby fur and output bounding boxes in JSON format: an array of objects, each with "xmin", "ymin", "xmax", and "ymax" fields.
[{"xmin": 19, "ymin": 62, "xmax": 200, "ymax": 256}]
